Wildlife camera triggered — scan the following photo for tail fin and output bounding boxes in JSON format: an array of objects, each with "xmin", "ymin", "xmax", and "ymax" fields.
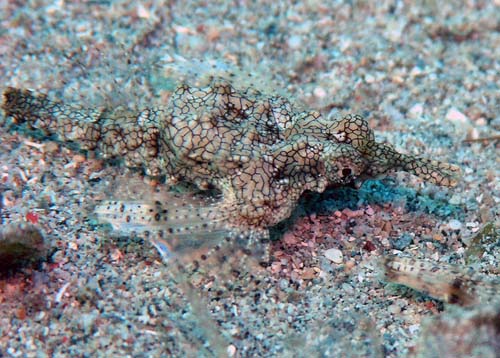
[
  {"xmin": 2, "ymin": 87, "xmax": 103, "ymax": 148},
  {"xmin": 2, "ymin": 87, "xmax": 52, "ymax": 124},
  {"xmin": 2, "ymin": 87, "xmax": 166, "ymax": 175}
]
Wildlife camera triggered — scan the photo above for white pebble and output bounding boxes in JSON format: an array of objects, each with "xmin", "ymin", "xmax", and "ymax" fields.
[
  {"xmin": 388, "ymin": 304, "xmax": 401, "ymax": 315},
  {"xmin": 449, "ymin": 194, "xmax": 462, "ymax": 205},
  {"xmin": 313, "ymin": 86, "xmax": 327, "ymax": 99},
  {"xmin": 408, "ymin": 103, "xmax": 424, "ymax": 118},
  {"xmin": 137, "ymin": 4, "xmax": 154, "ymax": 19},
  {"xmin": 34, "ymin": 311, "xmax": 46, "ymax": 322},
  {"xmin": 445, "ymin": 107, "xmax": 469, "ymax": 123},
  {"xmin": 287, "ymin": 35, "xmax": 302, "ymax": 49},
  {"xmin": 408, "ymin": 324, "xmax": 420, "ymax": 335},
  {"xmin": 324, "ymin": 248, "xmax": 343, "ymax": 264},
  {"xmin": 227, "ymin": 345, "xmax": 237, "ymax": 357},
  {"xmin": 410, "ymin": 66, "xmax": 423, "ymax": 77},
  {"xmin": 448, "ymin": 219, "xmax": 462, "ymax": 231},
  {"xmin": 364, "ymin": 73, "xmax": 375, "ymax": 83},
  {"xmin": 357, "ymin": 272, "xmax": 364, "ymax": 283}
]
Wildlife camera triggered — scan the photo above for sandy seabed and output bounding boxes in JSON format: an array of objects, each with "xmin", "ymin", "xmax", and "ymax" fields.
[{"xmin": 0, "ymin": 1, "xmax": 499, "ymax": 357}]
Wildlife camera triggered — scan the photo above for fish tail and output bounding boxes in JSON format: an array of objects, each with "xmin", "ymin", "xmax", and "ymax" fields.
[{"xmin": 2, "ymin": 87, "xmax": 103, "ymax": 148}]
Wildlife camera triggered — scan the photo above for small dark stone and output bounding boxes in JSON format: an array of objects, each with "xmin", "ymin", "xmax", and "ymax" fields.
[
  {"xmin": 363, "ymin": 240, "xmax": 377, "ymax": 252},
  {"xmin": 0, "ymin": 222, "xmax": 47, "ymax": 274}
]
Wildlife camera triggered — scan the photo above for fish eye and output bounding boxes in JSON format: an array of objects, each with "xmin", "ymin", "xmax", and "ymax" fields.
[{"xmin": 341, "ymin": 167, "xmax": 352, "ymax": 177}]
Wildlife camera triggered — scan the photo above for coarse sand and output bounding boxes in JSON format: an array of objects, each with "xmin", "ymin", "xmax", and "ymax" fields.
[{"xmin": 0, "ymin": 1, "xmax": 499, "ymax": 357}]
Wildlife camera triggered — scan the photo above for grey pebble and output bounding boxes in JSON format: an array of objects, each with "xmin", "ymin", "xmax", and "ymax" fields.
[
  {"xmin": 392, "ymin": 233, "xmax": 413, "ymax": 251},
  {"xmin": 388, "ymin": 304, "xmax": 402, "ymax": 315},
  {"xmin": 279, "ymin": 279, "xmax": 289, "ymax": 290},
  {"xmin": 341, "ymin": 283, "xmax": 354, "ymax": 294}
]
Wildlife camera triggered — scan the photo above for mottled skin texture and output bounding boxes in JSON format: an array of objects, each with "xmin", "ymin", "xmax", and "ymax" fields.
[{"xmin": 2, "ymin": 80, "xmax": 459, "ymax": 242}]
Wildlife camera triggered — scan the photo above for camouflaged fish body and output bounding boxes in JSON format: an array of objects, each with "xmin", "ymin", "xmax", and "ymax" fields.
[
  {"xmin": 384, "ymin": 254, "xmax": 500, "ymax": 308},
  {"xmin": 1, "ymin": 77, "xmax": 459, "ymax": 243}
]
